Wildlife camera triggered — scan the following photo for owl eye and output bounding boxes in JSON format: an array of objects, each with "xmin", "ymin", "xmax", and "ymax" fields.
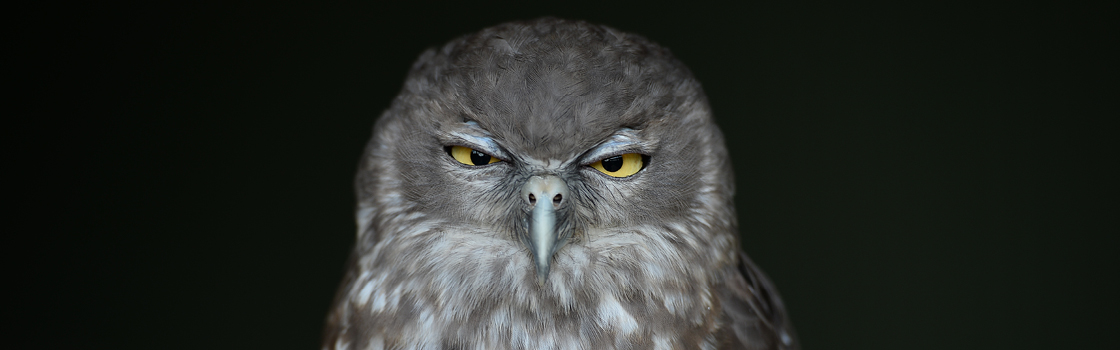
[
  {"xmin": 590, "ymin": 153, "xmax": 645, "ymax": 178},
  {"xmin": 448, "ymin": 145, "xmax": 502, "ymax": 166}
]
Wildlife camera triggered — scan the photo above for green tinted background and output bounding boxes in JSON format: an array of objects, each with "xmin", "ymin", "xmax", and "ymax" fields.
[{"xmin": 29, "ymin": 2, "xmax": 1115, "ymax": 349}]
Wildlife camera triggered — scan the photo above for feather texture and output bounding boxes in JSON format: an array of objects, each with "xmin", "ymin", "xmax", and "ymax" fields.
[{"xmin": 324, "ymin": 17, "xmax": 797, "ymax": 350}]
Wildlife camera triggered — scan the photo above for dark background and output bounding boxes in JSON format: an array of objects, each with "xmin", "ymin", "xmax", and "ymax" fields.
[{"xmin": 18, "ymin": 1, "xmax": 1115, "ymax": 349}]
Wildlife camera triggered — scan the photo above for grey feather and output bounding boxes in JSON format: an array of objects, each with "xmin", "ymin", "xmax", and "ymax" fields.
[{"xmin": 324, "ymin": 17, "xmax": 798, "ymax": 350}]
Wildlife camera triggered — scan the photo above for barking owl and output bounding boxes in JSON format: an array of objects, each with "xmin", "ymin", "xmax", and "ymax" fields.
[{"xmin": 324, "ymin": 18, "xmax": 797, "ymax": 350}]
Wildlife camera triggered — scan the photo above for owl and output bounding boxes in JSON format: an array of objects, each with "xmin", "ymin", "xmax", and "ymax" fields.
[{"xmin": 323, "ymin": 18, "xmax": 797, "ymax": 350}]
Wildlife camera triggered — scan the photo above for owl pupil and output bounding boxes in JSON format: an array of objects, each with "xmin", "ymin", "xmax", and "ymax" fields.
[
  {"xmin": 470, "ymin": 150, "xmax": 491, "ymax": 165},
  {"xmin": 601, "ymin": 156, "xmax": 623, "ymax": 172}
]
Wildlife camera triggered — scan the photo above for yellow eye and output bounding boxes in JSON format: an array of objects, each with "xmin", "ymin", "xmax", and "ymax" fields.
[
  {"xmin": 448, "ymin": 146, "xmax": 501, "ymax": 166},
  {"xmin": 590, "ymin": 153, "xmax": 644, "ymax": 178}
]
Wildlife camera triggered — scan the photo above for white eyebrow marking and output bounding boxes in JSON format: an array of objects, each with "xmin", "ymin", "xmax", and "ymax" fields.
[
  {"xmin": 581, "ymin": 128, "xmax": 645, "ymax": 163},
  {"xmin": 447, "ymin": 122, "xmax": 507, "ymax": 159}
]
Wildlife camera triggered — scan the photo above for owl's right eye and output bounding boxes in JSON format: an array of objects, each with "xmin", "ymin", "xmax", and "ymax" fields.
[{"xmin": 447, "ymin": 146, "xmax": 502, "ymax": 166}]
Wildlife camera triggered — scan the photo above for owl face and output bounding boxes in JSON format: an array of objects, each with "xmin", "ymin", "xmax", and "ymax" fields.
[
  {"xmin": 332, "ymin": 19, "xmax": 797, "ymax": 349},
  {"xmin": 361, "ymin": 26, "xmax": 737, "ymax": 283}
]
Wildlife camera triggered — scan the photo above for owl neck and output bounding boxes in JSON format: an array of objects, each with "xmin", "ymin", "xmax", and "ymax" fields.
[{"xmin": 343, "ymin": 215, "xmax": 738, "ymax": 345}]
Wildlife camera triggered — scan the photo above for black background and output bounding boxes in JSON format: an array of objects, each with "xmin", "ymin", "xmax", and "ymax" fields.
[{"xmin": 18, "ymin": 1, "xmax": 1116, "ymax": 349}]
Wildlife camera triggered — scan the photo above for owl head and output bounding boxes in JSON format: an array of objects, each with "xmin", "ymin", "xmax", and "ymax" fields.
[{"xmin": 355, "ymin": 17, "xmax": 737, "ymax": 284}]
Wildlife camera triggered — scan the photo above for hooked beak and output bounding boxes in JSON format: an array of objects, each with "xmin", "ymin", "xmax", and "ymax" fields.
[{"xmin": 521, "ymin": 175, "xmax": 570, "ymax": 286}]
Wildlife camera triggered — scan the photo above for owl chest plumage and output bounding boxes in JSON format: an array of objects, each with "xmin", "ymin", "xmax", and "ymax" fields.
[{"xmin": 328, "ymin": 222, "xmax": 735, "ymax": 350}]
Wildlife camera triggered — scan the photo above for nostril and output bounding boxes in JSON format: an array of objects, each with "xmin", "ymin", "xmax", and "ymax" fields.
[
  {"xmin": 553, "ymin": 194, "xmax": 562, "ymax": 205},
  {"xmin": 528, "ymin": 194, "xmax": 536, "ymax": 205}
]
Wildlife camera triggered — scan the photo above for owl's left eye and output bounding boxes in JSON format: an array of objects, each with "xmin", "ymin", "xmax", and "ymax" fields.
[
  {"xmin": 590, "ymin": 153, "xmax": 646, "ymax": 178},
  {"xmin": 447, "ymin": 146, "xmax": 502, "ymax": 166}
]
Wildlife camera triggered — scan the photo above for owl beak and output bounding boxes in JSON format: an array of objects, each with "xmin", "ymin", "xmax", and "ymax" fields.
[{"xmin": 522, "ymin": 175, "xmax": 570, "ymax": 286}]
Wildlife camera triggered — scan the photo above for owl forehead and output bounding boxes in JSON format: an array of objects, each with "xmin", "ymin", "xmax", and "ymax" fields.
[
  {"xmin": 466, "ymin": 91, "xmax": 634, "ymax": 162},
  {"xmin": 401, "ymin": 19, "xmax": 703, "ymax": 161},
  {"xmin": 448, "ymin": 50, "xmax": 661, "ymax": 159}
]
